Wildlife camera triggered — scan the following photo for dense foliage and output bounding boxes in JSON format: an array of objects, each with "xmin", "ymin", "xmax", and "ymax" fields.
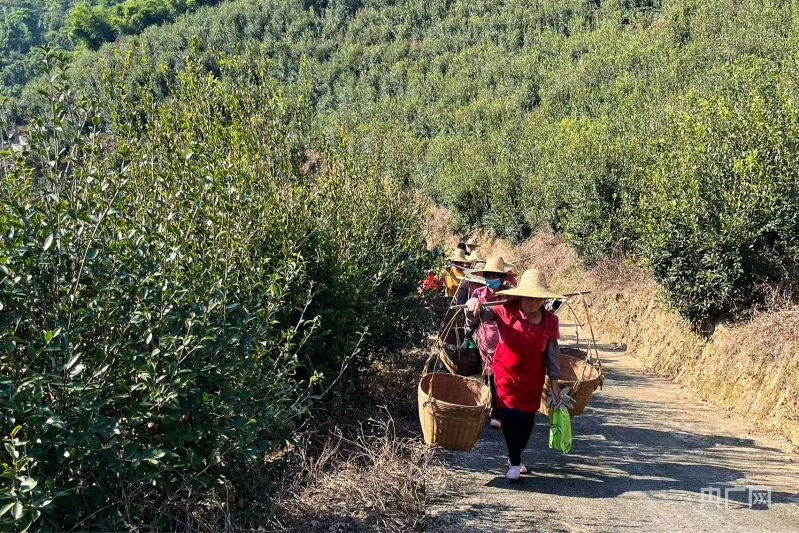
[
  {"xmin": 0, "ymin": 48, "xmax": 428, "ymax": 530},
  {"xmin": 0, "ymin": 0, "xmax": 228, "ymax": 98},
  {"xmin": 7, "ymin": 0, "xmax": 795, "ymax": 322}
]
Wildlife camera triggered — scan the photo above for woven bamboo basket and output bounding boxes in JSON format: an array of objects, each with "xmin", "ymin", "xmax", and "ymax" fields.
[
  {"xmin": 436, "ymin": 326, "xmax": 482, "ymax": 376},
  {"xmin": 418, "ymin": 372, "xmax": 491, "ymax": 451},
  {"xmin": 538, "ymin": 349, "xmax": 602, "ymax": 417},
  {"xmin": 561, "ymin": 347, "xmax": 589, "ymax": 360}
]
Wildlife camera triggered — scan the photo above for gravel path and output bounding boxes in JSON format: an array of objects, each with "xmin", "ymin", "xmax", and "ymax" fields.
[{"xmin": 425, "ymin": 322, "xmax": 799, "ymax": 532}]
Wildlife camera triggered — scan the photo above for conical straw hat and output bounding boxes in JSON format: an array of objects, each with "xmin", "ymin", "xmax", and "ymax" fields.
[
  {"xmin": 497, "ymin": 269, "xmax": 563, "ymax": 299},
  {"xmin": 470, "ymin": 256, "xmax": 514, "ymax": 277},
  {"xmin": 449, "ymin": 248, "xmax": 470, "ymax": 263}
]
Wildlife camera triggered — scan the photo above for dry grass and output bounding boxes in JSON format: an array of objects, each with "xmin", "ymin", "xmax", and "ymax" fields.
[
  {"xmin": 425, "ymin": 205, "xmax": 453, "ymax": 249},
  {"xmin": 266, "ymin": 415, "xmax": 442, "ymax": 533},
  {"xmin": 264, "ymin": 349, "xmax": 450, "ymax": 532},
  {"xmin": 692, "ymin": 307, "xmax": 799, "ymax": 445}
]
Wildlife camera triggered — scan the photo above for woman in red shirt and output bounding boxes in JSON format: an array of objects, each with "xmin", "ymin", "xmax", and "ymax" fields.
[{"xmin": 466, "ymin": 269, "xmax": 562, "ymax": 482}]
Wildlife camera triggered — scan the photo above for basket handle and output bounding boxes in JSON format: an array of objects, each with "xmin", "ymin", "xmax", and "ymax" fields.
[
  {"xmin": 423, "ymin": 307, "xmax": 464, "ymax": 407},
  {"xmin": 424, "ymin": 310, "xmax": 460, "ymax": 377},
  {"xmin": 560, "ymin": 300, "xmax": 584, "ymax": 352},
  {"xmin": 559, "ymin": 293, "xmax": 603, "ymax": 395},
  {"xmin": 580, "ymin": 294, "xmax": 604, "ymax": 386}
]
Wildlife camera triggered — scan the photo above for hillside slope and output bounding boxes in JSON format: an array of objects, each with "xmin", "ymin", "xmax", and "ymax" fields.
[{"xmin": 6, "ymin": 0, "xmax": 797, "ymax": 324}]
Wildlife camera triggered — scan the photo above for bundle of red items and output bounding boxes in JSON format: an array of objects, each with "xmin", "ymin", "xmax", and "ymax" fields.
[{"xmin": 418, "ymin": 269, "xmax": 441, "ymax": 294}]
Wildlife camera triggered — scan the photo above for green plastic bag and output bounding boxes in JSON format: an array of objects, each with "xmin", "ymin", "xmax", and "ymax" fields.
[{"xmin": 548, "ymin": 407, "xmax": 572, "ymax": 453}]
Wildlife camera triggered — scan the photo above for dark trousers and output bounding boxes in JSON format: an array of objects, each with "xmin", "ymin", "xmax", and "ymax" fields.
[
  {"xmin": 496, "ymin": 408, "xmax": 536, "ymax": 466},
  {"xmin": 484, "ymin": 374, "xmax": 497, "ymax": 417}
]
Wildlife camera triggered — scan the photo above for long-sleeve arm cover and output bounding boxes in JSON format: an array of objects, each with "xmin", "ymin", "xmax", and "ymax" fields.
[
  {"xmin": 465, "ymin": 306, "xmax": 495, "ymax": 336},
  {"xmin": 456, "ymin": 282, "xmax": 469, "ymax": 307},
  {"xmin": 545, "ymin": 339, "xmax": 561, "ymax": 381}
]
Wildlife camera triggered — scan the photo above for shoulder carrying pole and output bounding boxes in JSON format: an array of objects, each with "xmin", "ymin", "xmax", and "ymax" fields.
[{"xmin": 448, "ymin": 291, "xmax": 592, "ymax": 310}]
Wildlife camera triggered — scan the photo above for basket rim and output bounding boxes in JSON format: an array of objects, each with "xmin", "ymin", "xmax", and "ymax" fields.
[
  {"xmin": 420, "ymin": 371, "xmax": 484, "ymax": 383},
  {"xmin": 418, "ymin": 373, "xmax": 491, "ymax": 410},
  {"xmin": 559, "ymin": 353, "xmax": 603, "ymax": 380}
]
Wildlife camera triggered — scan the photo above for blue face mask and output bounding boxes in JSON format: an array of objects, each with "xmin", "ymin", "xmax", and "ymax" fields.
[{"xmin": 485, "ymin": 278, "xmax": 501, "ymax": 290}]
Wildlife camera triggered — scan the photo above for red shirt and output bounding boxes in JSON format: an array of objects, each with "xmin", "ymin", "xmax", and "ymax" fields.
[{"xmin": 491, "ymin": 302, "xmax": 560, "ymax": 412}]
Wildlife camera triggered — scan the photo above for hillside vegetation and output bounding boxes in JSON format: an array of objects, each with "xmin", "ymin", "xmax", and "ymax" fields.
[
  {"xmin": 0, "ymin": 49, "xmax": 428, "ymax": 529},
  {"xmin": 0, "ymin": 0, "xmax": 231, "ymax": 98},
  {"xmin": 9, "ymin": 0, "xmax": 795, "ymax": 324},
  {"xmin": 3, "ymin": 0, "xmax": 799, "ymax": 528}
]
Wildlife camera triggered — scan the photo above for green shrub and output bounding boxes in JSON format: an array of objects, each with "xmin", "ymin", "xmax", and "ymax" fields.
[
  {"xmin": 0, "ymin": 48, "xmax": 428, "ymax": 530},
  {"xmin": 523, "ymin": 116, "xmax": 627, "ymax": 263},
  {"xmin": 6, "ymin": 0, "xmax": 799, "ymax": 326},
  {"xmin": 639, "ymin": 57, "xmax": 799, "ymax": 322}
]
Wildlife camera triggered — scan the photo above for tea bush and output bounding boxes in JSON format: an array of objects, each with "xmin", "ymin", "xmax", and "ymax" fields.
[
  {"xmin": 0, "ymin": 48, "xmax": 428, "ymax": 530},
  {"xmin": 523, "ymin": 116, "xmax": 629, "ymax": 263},
  {"xmin": 639, "ymin": 58, "xmax": 799, "ymax": 322},
  {"xmin": 6, "ymin": 0, "xmax": 799, "ymax": 323}
]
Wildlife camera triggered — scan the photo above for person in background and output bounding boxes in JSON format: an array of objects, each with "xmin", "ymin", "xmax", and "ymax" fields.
[
  {"xmin": 464, "ymin": 238, "xmax": 484, "ymax": 266},
  {"xmin": 442, "ymin": 248, "xmax": 472, "ymax": 299},
  {"xmin": 457, "ymin": 242, "xmax": 467, "ymax": 252},
  {"xmin": 465, "ymin": 237, "xmax": 480, "ymax": 255},
  {"xmin": 465, "ymin": 269, "xmax": 562, "ymax": 482},
  {"xmin": 462, "ymin": 257, "xmax": 515, "ymax": 430}
]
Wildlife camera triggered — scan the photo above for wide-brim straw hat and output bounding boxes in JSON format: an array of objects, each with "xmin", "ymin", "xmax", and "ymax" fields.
[
  {"xmin": 470, "ymin": 256, "xmax": 514, "ymax": 277},
  {"xmin": 449, "ymin": 248, "xmax": 470, "ymax": 263},
  {"xmin": 465, "ymin": 238, "xmax": 480, "ymax": 247},
  {"xmin": 497, "ymin": 269, "xmax": 563, "ymax": 299}
]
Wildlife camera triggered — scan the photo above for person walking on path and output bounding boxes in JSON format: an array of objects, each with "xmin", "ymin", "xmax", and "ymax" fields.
[
  {"xmin": 465, "ymin": 237, "xmax": 480, "ymax": 255},
  {"xmin": 465, "ymin": 269, "xmax": 563, "ymax": 481},
  {"xmin": 463, "ymin": 257, "xmax": 516, "ymax": 430}
]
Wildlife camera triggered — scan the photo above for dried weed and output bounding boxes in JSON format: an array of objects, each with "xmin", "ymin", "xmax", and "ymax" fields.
[
  {"xmin": 265, "ymin": 349, "xmax": 448, "ymax": 532},
  {"xmin": 425, "ymin": 206, "xmax": 453, "ymax": 248},
  {"xmin": 266, "ymin": 413, "xmax": 444, "ymax": 533}
]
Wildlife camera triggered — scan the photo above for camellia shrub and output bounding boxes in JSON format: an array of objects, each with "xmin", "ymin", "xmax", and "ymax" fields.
[
  {"xmin": 639, "ymin": 57, "xmax": 799, "ymax": 323},
  {"xmin": 6, "ymin": 0, "xmax": 799, "ymax": 325},
  {"xmin": 0, "ymin": 48, "xmax": 428, "ymax": 530}
]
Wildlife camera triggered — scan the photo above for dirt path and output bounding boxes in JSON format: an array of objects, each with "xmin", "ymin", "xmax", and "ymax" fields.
[{"xmin": 425, "ymin": 321, "xmax": 799, "ymax": 532}]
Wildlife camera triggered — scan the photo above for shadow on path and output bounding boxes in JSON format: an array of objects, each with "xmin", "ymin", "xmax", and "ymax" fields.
[{"xmin": 439, "ymin": 391, "xmax": 798, "ymax": 505}]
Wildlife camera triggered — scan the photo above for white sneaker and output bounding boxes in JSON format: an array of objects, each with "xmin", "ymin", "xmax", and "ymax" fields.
[
  {"xmin": 506, "ymin": 465, "xmax": 521, "ymax": 481},
  {"xmin": 508, "ymin": 460, "xmax": 528, "ymax": 474},
  {"xmin": 490, "ymin": 418, "xmax": 502, "ymax": 429}
]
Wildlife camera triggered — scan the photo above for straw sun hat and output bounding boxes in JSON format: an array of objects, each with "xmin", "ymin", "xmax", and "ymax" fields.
[
  {"xmin": 470, "ymin": 256, "xmax": 514, "ymax": 277},
  {"xmin": 497, "ymin": 269, "xmax": 563, "ymax": 299},
  {"xmin": 449, "ymin": 248, "xmax": 470, "ymax": 263},
  {"xmin": 465, "ymin": 237, "xmax": 480, "ymax": 247}
]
